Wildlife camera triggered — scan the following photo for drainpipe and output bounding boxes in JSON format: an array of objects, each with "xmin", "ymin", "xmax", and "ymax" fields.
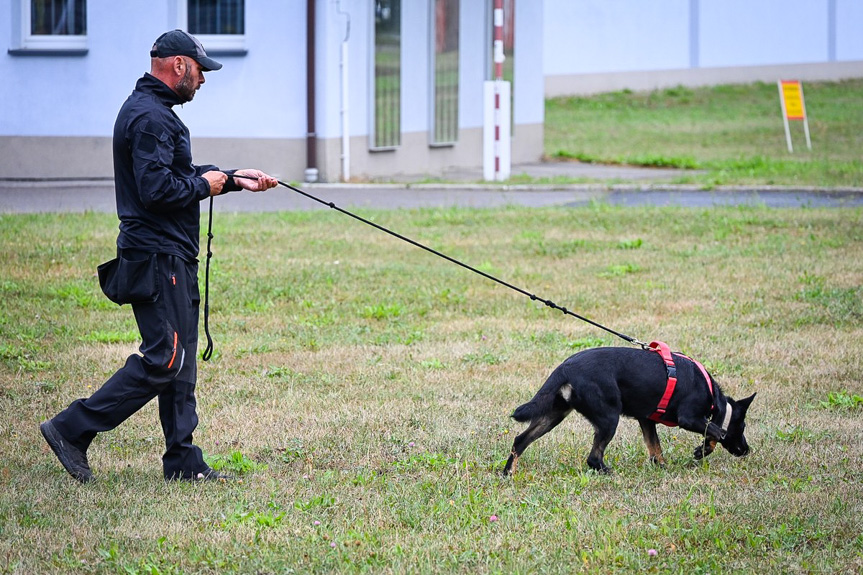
[
  {"xmin": 305, "ymin": 0, "xmax": 319, "ymax": 183},
  {"xmin": 336, "ymin": 0, "xmax": 351, "ymax": 182}
]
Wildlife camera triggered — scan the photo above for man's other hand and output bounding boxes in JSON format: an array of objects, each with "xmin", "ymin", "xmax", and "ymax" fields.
[
  {"xmin": 233, "ymin": 169, "xmax": 279, "ymax": 192},
  {"xmin": 203, "ymin": 170, "xmax": 229, "ymax": 196}
]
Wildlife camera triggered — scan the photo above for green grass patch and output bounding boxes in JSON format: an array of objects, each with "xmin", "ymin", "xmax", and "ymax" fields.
[
  {"xmin": 206, "ymin": 450, "xmax": 268, "ymax": 475},
  {"xmin": 546, "ymin": 79, "xmax": 863, "ymax": 187},
  {"xmin": 819, "ymin": 391, "xmax": 863, "ymax": 411},
  {"xmin": 3, "ymin": 206, "xmax": 862, "ymax": 573}
]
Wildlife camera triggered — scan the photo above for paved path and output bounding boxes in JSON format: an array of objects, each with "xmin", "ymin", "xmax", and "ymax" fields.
[
  {"xmin": 2, "ymin": 162, "xmax": 862, "ymax": 213},
  {"xmin": 0, "ymin": 179, "xmax": 607, "ymax": 213}
]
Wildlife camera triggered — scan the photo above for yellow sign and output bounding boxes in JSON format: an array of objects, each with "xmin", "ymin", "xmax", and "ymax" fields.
[
  {"xmin": 780, "ymin": 80, "xmax": 805, "ymax": 120},
  {"xmin": 778, "ymin": 80, "xmax": 812, "ymax": 152}
]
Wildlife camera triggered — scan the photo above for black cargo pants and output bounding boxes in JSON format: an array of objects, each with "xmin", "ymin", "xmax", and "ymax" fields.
[{"xmin": 52, "ymin": 252, "xmax": 206, "ymax": 479}]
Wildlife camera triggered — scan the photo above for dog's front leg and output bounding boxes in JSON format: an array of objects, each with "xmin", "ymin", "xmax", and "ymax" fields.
[
  {"xmin": 693, "ymin": 439, "xmax": 716, "ymax": 460},
  {"xmin": 637, "ymin": 419, "xmax": 666, "ymax": 466},
  {"xmin": 687, "ymin": 418, "xmax": 726, "ymax": 459},
  {"xmin": 679, "ymin": 416, "xmax": 725, "ymax": 460}
]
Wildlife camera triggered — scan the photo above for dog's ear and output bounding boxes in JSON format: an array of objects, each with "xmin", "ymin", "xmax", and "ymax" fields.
[{"xmin": 736, "ymin": 393, "xmax": 756, "ymax": 411}]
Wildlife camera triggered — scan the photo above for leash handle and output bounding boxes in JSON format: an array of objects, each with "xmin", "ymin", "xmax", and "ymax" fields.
[
  {"xmin": 229, "ymin": 173, "xmax": 647, "ymax": 348},
  {"xmin": 202, "ymin": 195, "xmax": 215, "ymax": 361}
]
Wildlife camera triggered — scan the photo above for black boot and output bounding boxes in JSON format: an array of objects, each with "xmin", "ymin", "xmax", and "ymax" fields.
[{"xmin": 40, "ymin": 420, "xmax": 94, "ymax": 483}]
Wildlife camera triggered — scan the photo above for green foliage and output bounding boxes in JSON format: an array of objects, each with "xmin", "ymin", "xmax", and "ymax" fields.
[
  {"xmin": 205, "ymin": 450, "xmax": 267, "ymax": 474},
  {"xmin": 600, "ymin": 263, "xmax": 640, "ymax": 277},
  {"xmin": 616, "ymin": 238, "xmax": 643, "ymax": 250},
  {"xmin": 819, "ymin": 391, "xmax": 863, "ymax": 410},
  {"xmin": 775, "ymin": 426, "xmax": 817, "ymax": 442},
  {"xmin": 221, "ymin": 502, "xmax": 286, "ymax": 529},
  {"xmin": 361, "ymin": 303, "xmax": 404, "ymax": 320},
  {"xmin": 567, "ymin": 336, "xmax": 607, "ymax": 351},
  {"xmin": 392, "ymin": 451, "xmax": 458, "ymax": 471}
]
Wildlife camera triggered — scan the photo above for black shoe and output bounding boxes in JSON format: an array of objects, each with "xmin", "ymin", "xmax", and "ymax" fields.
[
  {"xmin": 40, "ymin": 420, "xmax": 94, "ymax": 483},
  {"xmin": 167, "ymin": 467, "xmax": 235, "ymax": 482}
]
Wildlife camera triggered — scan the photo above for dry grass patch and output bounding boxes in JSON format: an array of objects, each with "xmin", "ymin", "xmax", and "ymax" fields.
[{"xmin": 2, "ymin": 206, "xmax": 862, "ymax": 573}]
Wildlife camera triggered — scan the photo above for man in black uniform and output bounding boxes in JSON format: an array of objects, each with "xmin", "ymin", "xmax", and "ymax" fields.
[{"xmin": 40, "ymin": 30, "xmax": 278, "ymax": 483}]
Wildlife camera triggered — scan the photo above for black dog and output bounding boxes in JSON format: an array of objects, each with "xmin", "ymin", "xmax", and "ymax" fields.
[{"xmin": 503, "ymin": 344, "xmax": 755, "ymax": 475}]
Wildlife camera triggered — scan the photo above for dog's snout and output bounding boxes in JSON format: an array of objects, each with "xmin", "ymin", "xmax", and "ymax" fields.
[{"xmin": 733, "ymin": 444, "xmax": 750, "ymax": 457}]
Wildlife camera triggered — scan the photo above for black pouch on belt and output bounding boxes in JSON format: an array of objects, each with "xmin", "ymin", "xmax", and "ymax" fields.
[{"xmin": 97, "ymin": 251, "xmax": 160, "ymax": 305}]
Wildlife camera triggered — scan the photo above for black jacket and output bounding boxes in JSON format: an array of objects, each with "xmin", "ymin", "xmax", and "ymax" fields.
[{"xmin": 112, "ymin": 73, "xmax": 239, "ymax": 262}]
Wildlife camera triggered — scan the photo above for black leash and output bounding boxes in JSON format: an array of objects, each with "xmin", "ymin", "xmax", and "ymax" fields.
[
  {"xmin": 202, "ymin": 195, "xmax": 215, "ymax": 361},
  {"xmin": 228, "ymin": 174, "xmax": 648, "ymax": 349}
]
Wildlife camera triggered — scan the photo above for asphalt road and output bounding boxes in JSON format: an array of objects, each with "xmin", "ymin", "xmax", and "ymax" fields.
[{"xmin": 2, "ymin": 162, "xmax": 862, "ymax": 213}]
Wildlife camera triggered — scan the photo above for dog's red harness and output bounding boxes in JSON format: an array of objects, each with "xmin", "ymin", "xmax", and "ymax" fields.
[{"xmin": 647, "ymin": 341, "xmax": 713, "ymax": 426}]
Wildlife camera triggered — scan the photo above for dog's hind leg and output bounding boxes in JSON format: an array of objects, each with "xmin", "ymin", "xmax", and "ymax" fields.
[
  {"xmin": 503, "ymin": 410, "xmax": 570, "ymax": 476},
  {"xmin": 586, "ymin": 413, "xmax": 619, "ymax": 473},
  {"xmin": 638, "ymin": 419, "xmax": 666, "ymax": 466}
]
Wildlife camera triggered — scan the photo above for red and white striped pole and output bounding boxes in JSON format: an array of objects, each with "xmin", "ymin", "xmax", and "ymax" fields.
[
  {"xmin": 493, "ymin": 0, "xmax": 504, "ymax": 180},
  {"xmin": 483, "ymin": 0, "xmax": 510, "ymax": 181}
]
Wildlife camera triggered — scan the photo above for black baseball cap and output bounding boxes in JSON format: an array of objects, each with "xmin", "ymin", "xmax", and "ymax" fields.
[{"xmin": 150, "ymin": 29, "xmax": 222, "ymax": 71}]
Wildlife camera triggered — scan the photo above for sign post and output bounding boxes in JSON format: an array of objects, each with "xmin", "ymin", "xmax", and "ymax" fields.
[{"xmin": 777, "ymin": 80, "xmax": 812, "ymax": 153}]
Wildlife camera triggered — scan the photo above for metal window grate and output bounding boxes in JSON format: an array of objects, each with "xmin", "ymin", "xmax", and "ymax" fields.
[
  {"xmin": 373, "ymin": 0, "xmax": 401, "ymax": 149},
  {"xmin": 188, "ymin": 0, "xmax": 245, "ymax": 35},
  {"xmin": 31, "ymin": 0, "xmax": 86, "ymax": 35},
  {"xmin": 432, "ymin": 0, "xmax": 459, "ymax": 144}
]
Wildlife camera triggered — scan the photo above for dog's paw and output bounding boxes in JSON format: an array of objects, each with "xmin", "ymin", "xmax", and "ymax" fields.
[
  {"xmin": 502, "ymin": 454, "xmax": 518, "ymax": 477},
  {"xmin": 694, "ymin": 439, "xmax": 717, "ymax": 460},
  {"xmin": 649, "ymin": 455, "xmax": 667, "ymax": 467},
  {"xmin": 587, "ymin": 463, "xmax": 613, "ymax": 475},
  {"xmin": 693, "ymin": 444, "xmax": 712, "ymax": 460}
]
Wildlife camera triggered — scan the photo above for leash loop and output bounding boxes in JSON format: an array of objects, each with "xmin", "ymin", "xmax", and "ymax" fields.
[{"xmin": 201, "ymin": 195, "xmax": 215, "ymax": 361}]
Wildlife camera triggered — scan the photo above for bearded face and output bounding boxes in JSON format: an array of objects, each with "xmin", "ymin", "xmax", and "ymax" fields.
[{"xmin": 175, "ymin": 58, "xmax": 204, "ymax": 103}]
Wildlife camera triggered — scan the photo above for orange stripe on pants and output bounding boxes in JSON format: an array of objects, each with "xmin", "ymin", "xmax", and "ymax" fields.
[{"xmin": 167, "ymin": 331, "xmax": 178, "ymax": 369}]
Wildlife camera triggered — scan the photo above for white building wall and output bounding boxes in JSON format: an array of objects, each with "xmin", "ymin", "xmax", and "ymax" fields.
[
  {"xmin": 543, "ymin": 0, "xmax": 690, "ymax": 75},
  {"xmin": 180, "ymin": 0, "xmax": 306, "ymax": 139},
  {"xmin": 0, "ymin": 0, "xmax": 312, "ymax": 180},
  {"xmin": 0, "ymin": 0, "xmax": 307, "ymax": 139},
  {"xmin": 544, "ymin": 0, "xmax": 863, "ymax": 96},
  {"xmin": 834, "ymin": 0, "xmax": 863, "ymax": 60},
  {"xmin": 698, "ymin": 1, "xmax": 828, "ymax": 67},
  {"xmin": 457, "ymin": 0, "xmax": 489, "ymax": 130},
  {"xmin": 513, "ymin": 0, "xmax": 544, "ymax": 127}
]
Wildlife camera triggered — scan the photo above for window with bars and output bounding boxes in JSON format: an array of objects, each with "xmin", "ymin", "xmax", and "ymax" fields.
[
  {"xmin": 10, "ymin": 0, "xmax": 87, "ymax": 51},
  {"xmin": 372, "ymin": 0, "xmax": 401, "ymax": 149},
  {"xmin": 30, "ymin": 0, "xmax": 86, "ymax": 35},
  {"xmin": 182, "ymin": 0, "xmax": 246, "ymax": 53},
  {"xmin": 187, "ymin": 0, "xmax": 244, "ymax": 35},
  {"xmin": 431, "ymin": 0, "xmax": 459, "ymax": 145}
]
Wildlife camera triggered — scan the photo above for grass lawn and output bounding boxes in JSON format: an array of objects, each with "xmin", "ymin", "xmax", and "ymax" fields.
[
  {"xmin": 544, "ymin": 79, "xmax": 863, "ymax": 188},
  {"xmin": 2, "ymin": 204, "xmax": 862, "ymax": 573}
]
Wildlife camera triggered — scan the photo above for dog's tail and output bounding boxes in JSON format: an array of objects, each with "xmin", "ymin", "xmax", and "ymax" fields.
[
  {"xmin": 511, "ymin": 400, "xmax": 544, "ymax": 422},
  {"xmin": 511, "ymin": 370, "xmax": 569, "ymax": 423}
]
